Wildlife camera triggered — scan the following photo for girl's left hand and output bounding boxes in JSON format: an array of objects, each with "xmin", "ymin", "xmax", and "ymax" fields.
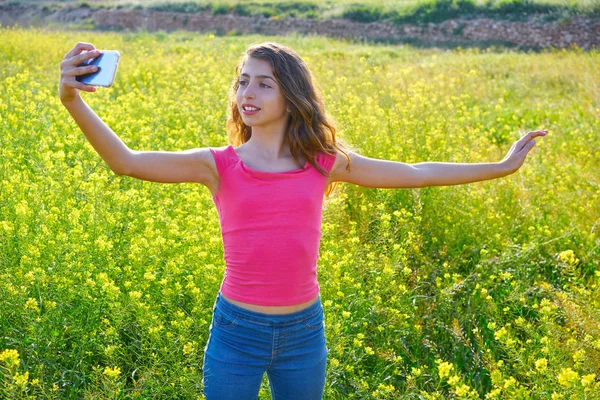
[{"xmin": 500, "ymin": 130, "xmax": 548, "ymax": 173}]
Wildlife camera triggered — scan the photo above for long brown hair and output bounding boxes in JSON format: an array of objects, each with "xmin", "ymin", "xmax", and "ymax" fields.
[{"xmin": 225, "ymin": 41, "xmax": 353, "ymax": 198}]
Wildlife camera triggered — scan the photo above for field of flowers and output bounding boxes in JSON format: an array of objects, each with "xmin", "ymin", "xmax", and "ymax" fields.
[{"xmin": 1, "ymin": 26, "xmax": 599, "ymax": 399}]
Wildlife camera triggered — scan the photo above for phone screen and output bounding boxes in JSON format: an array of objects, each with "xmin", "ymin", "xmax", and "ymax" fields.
[{"xmin": 76, "ymin": 51, "xmax": 120, "ymax": 87}]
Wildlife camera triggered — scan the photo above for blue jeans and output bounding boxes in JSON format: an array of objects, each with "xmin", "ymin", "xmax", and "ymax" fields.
[{"xmin": 202, "ymin": 292, "xmax": 328, "ymax": 399}]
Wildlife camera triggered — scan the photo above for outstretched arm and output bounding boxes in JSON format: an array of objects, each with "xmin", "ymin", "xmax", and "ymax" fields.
[
  {"xmin": 329, "ymin": 130, "xmax": 548, "ymax": 188},
  {"xmin": 60, "ymin": 42, "xmax": 217, "ymax": 187},
  {"xmin": 416, "ymin": 129, "xmax": 547, "ymax": 186}
]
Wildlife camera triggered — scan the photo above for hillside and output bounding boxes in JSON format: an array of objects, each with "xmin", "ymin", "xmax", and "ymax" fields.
[{"xmin": 1, "ymin": 0, "xmax": 599, "ymax": 49}]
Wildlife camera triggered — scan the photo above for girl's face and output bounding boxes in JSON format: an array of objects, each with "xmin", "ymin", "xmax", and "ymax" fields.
[{"xmin": 236, "ymin": 57, "xmax": 289, "ymax": 129}]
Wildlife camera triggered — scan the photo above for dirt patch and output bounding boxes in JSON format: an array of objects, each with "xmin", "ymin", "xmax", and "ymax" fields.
[{"xmin": 1, "ymin": 4, "xmax": 598, "ymax": 50}]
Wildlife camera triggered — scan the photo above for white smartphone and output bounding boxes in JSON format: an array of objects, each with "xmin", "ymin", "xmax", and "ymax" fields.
[{"xmin": 76, "ymin": 50, "xmax": 120, "ymax": 87}]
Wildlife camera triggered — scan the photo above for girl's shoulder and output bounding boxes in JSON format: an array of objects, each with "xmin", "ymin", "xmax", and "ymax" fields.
[
  {"xmin": 315, "ymin": 149, "xmax": 337, "ymax": 173},
  {"xmin": 209, "ymin": 144, "xmax": 237, "ymax": 175}
]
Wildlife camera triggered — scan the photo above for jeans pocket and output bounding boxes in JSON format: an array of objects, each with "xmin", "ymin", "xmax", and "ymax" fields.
[
  {"xmin": 213, "ymin": 307, "xmax": 238, "ymax": 329},
  {"xmin": 303, "ymin": 308, "xmax": 324, "ymax": 330}
]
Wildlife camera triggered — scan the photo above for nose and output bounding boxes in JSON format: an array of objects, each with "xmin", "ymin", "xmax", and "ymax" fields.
[{"xmin": 241, "ymin": 82, "xmax": 256, "ymax": 99}]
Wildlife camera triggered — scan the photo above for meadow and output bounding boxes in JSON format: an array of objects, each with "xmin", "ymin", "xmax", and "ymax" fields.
[{"xmin": 0, "ymin": 26, "xmax": 599, "ymax": 399}]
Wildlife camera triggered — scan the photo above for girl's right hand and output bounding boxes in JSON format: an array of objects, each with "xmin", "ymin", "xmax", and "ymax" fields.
[{"xmin": 59, "ymin": 42, "xmax": 101, "ymax": 103}]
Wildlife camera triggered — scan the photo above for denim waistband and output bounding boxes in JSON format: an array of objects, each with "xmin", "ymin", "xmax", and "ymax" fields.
[{"xmin": 215, "ymin": 291, "xmax": 323, "ymax": 326}]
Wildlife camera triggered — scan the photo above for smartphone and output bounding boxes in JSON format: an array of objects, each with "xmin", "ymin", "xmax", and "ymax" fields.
[{"xmin": 76, "ymin": 50, "xmax": 120, "ymax": 87}]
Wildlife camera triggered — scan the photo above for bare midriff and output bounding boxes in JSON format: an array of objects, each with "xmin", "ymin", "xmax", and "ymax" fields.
[{"xmin": 221, "ymin": 293, "xmax": 319, "ymax": 314}]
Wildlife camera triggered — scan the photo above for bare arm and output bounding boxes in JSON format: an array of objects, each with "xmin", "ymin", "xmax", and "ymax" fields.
[
  {"xmin": 415, "ymin": 161, "xmax": 509, "ymax": 187},
  {"xmin": 59, "ymin": 42, "xmax": 217, "ymax": 186},
  {"xmin": 60, "ymin": 42, "xmax": 132, "ymax": 175},
  {"xmin": 62, "ymin": 96, "xmax": 132, "ymax": 175},
  {"xmin": 330, "ymin": 130, "xmax": 548, "ymax": 188}
]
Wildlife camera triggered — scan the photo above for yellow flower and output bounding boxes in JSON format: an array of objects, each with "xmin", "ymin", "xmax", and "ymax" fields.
[
  {"xmin": 377, "ymin": 383, "xmax": 395, "ymax": 393},
  {"xmin": 572, "ymin": 349, "xmax": 586, "ymax": 363},
  {"xmin": 557, "ymin": 367, "xmax": 579, "ymax": 386},
  {"xmin": 535, "ymin": 358, "xmax": 547, "ymax": 372},
  {"xmin": 103, "ymin": 366, "xmax": 121, "ymax": 380},
  {"xmin": 558, "ymin": 250, "xmax": 578, "ymax": 264},
  {"xmin": 581, "ymin": 373, "xmax": 596, "ymax": 387},
  {"xmin": 454, "ymin": 383, "xmax": 471, "ymax": 396},
  {"xmin": 438, "ymin": 361, "xmax": 454, "ymax": 379},
  {"xmin": 494, "ymin": 327, "xmax": 508, "ymax": 342},
  {"xmin": 504, "ymin": 376, "xmax": 516, "ymax": 389},
  {"xmin": 0, "ymin": 349, "xmax": 20, "ymax": 368},
  {"xmin": 129, "ymin": 291, "xmax": 142, "ymax": 300},
  {"xmin": 183, "ymin": 342, "xmax": 195, "ymax": 356},
  {"xmin": 24, "ymin": 298, "xmax": 39, "ymax": 312},
  {"xmin": 448, "ymin": 375, "xmax": 461, "ymax": 386},
  {"xmin": 13, "ymin": 371, "xmax": 29, "ymax": 388}
]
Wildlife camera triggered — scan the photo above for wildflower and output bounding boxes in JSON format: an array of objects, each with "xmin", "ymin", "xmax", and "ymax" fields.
[
  {"xmin": 378, "ymin": 383, "xmax": 395, "ymax": 393},
  {"xmin": 103, "ymin": 366, "xmax": 121, "ymax": 380},
  {"xmin": 24, "ymin": 298, "xmax": 39, "ymax": 312},
  {"xmin": 454, "ymin": 383, "xmax": 471, "ymax": 396},
  {"xmin": 581, "ymin": 374, "xmax": 596, "ymax": 387},
  {"xmin": 504, "ymin": 376, "xmax": 517, "ymax": 389},
  {"xmin": 494, "ymin": 327, "xmax": 508, "ymax": 341},
  {"xmin": 438, "ymin": 361, "xmax": 454, "ymax": 379},
  {"xmin": 0, "ymin": 349, "xmax": 20, "ymax": 368},
  {"xmin": 13, "ymin": 371, "xmax": 29, "ymax": 388},
  {"xmin": 144, "ymin": 271, "xmax": 156, "ymax": 281},
  {"xmin": 558, "ymin": 250, "xmax": 578, "ymax": 264},
  {"xmin": 557, "ymin": 367, "xmax": 579, "ymax": 386},
  {"xmin": 535, "ymin": 358, "xmax": 547, "ymax": 372},
  {"xmin": 572, "ymin": 349, "xmax": 586, "ymax": 363},
  {"xmin": 183, "ymin": 342, "xmax": 195, "ymax": 355},
  {"xmin": 129, "ymin": 291, "xmax": 142, "ymax": 300},
  {"xmin": 104, "ymin": 345, "xmax": 116, "ymax": 357},
  {"xmin": 447, "ymin": 375, "xmax": 461, "ymax": 386}
]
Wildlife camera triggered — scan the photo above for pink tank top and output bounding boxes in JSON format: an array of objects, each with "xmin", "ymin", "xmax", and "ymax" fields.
[{"xmin": 209, "ymin": 144, "xmax": 336, "ymax": 306}]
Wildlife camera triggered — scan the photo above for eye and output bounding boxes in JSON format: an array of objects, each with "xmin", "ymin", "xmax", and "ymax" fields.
[{"xmin": 238, "ymin": 80, "xmax": 271, "ymax": 89}]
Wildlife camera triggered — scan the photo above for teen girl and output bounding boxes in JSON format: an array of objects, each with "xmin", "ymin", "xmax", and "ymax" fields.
[{"xmin": 59, "ymin": 40, "xmax": 547, "ymax": 399}]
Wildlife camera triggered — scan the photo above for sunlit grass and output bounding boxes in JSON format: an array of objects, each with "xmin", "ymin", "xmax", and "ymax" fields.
[{"xmin": 0, "ymin": 26, "xmax": 599, "ymax": 399}]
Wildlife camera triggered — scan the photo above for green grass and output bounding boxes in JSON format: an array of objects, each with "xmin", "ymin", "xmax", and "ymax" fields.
[{"xmin": 0, "ymin": 26, "xmax": 599, "ymax": 399}]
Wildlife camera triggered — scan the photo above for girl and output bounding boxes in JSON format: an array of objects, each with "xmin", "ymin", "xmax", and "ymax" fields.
[{"xmin": 59, "ymin": 41, "xmax": 547, "ymax": 399}]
